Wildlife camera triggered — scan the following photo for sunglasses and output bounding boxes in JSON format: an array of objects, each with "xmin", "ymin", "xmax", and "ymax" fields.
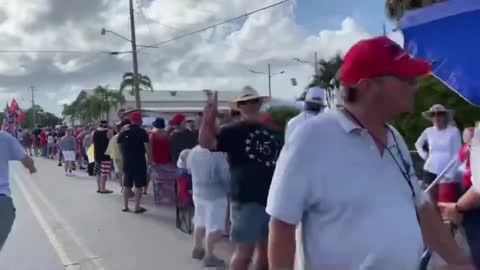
[
  {"xmin": 238, "ymin": 98, "xmax": 261, "ymax": 106},
  {"xmin": 370, "ymin": 74, "xmax": 417, "ymax": 86},
  {"xmin": 431, "ymin": 111, "xmax": 447, "ymax": 117}
]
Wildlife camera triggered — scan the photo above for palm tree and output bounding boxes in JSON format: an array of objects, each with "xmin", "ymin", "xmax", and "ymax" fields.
[
  {"xmin": 92, "ymin": 85, "xmax": 126, "ymax": 121},
  {"xmin": 385, "ymin": 0, "xmax": 445, "ymax": 21},
  {"xmin": 299, "ymin": 54, "xmax": 343, "ymax": 107},
  {"xmin": 119, "ymin": 72, "xmax": 154, "ymax": 95}
]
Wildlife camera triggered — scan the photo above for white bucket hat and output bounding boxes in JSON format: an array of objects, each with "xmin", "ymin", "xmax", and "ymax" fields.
[
  {"xmin": 305, "ymin": 86, "xmax": 326, "ymax": 105},
  {"xmin": 422, "ymin": 104, "xmax": 455, "ymax": 121},
  {"xmin": 231, "ymin": 86, "xmax": 270, "ymax": 110}
]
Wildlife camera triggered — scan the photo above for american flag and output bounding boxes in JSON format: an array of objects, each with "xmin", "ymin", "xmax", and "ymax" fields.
[{"xmin": 2, "ymin": 99, "xmax": 24, "ymax": 136}]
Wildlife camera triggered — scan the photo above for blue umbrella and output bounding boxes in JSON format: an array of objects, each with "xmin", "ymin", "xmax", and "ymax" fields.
[{"xmin": 401, "ymin": 0, "xmax": 480, "ymax": 105}]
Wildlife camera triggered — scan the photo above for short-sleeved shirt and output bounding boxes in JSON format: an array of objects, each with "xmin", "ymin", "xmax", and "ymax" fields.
[
  {"xmin": 266, "ymin": 110, "xmax": 427, "ymax": 270},
  {"xmin": 169, "ymin": 129, "xmax": 198, "ymax": 164},
  {"xmin": 59, "ymin": 136, "xmax": 76, "ymax": 151},
  {"xmin": 93, "ymin": 129, "xmax": 110, "ymax": 162},
  {"xmin": 0, "ymin": 131, "xmax": 27, "ymax": 196},
  {"xmin": 118, "ymin": 124, "xmax": 149, "ymax": 167},
  {"xmin": 284, "ymin": 111, "xmax": 318, "ymax": 141},
  {"xmin": 217, "ymin": 121, "xmax": 281, "ymax": 206}
]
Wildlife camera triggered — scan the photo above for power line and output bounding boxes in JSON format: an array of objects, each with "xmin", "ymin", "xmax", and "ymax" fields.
[
  {"xmin": 143, "ymin": 0, "xmax": 290, "ymax": 48},
  {"xmin": 0, "ymin": 50, "xmax": 110, "ymax": 54},
  {"xmin": 135, "ymin": 0, "xmax": 160, "ymax": 45},
  {"xmin": 134, "ymin": 0, "xmax": 180, "ymax": 33}
]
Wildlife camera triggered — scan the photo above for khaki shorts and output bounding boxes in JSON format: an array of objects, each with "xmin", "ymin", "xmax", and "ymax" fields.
[{"xmin": 0, "ymin": 195, "xmax": 15, "ymax": 251}]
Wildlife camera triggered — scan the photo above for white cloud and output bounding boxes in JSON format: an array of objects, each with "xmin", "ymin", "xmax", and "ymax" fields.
[{"xmin": 0, "ymin": 0, "xmax": 373, "ymax": 115}]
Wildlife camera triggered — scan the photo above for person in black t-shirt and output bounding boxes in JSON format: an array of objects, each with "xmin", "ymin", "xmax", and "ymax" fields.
[
  {"xmin": 168, "ymin": 113, "xmax": 198, "ymax": 165},
  {"xmin": 118, "ymin": 112, "xmax": 151, "ymax": 213},
  {"xmin": 199, "ymin": 86, "xmax": 281, "ymax": 270},
  {"xmin": 93, "ymin": 120, "xmax": 113, "ymax": 194}
]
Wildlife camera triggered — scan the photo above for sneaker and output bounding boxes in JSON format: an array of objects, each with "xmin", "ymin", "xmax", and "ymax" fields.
[
  {"xmin": 191, "ymin": 248, "xmax": 205, "ymax": 260},
  {"xmin": 203, "ymin": 255, "xmax": 226, "ymax": 268}
]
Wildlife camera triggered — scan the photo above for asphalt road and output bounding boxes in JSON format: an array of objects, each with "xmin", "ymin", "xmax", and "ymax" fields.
[{"xmin": 0, "ymin": 157, "xmax": 232, "ymax": 270}]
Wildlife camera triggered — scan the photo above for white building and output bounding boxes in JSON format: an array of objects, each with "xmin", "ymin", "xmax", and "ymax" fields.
[{"xmin": 79, "ymin": 89, "xmax": 242, "ymax": 124}]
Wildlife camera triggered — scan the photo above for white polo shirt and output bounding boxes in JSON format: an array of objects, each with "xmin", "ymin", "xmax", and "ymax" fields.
[
  {"xmin": 267, "ymin": 110, "xmax": 428, "ymax": 270},
  {"xmin": 285, "ymin": 111, "xmax": 318, "ymax": 142}
]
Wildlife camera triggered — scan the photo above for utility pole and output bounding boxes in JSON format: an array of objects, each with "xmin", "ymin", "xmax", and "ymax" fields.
[
  {"xmin": 314, "ymin": 52, "xmax": 318, "ymax": 75},
  {"xmin": 250, "ymin": 64, "xmax": 284, "ymax": 97},
  {"xmin": 267, "ymin": 64, "xmax": 272, "ymax": 98},
  {"xmin": 30, "ymin": 86, "xmax": 36, "ymax": 128},
  {"xmin": 129, "ymin": 0, "xmax": 141, "ymax": 109}
]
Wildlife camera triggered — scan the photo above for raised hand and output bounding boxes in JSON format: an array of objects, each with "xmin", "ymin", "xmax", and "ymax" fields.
[{"xmin": 203, "ymin": 91, "xmax": 218, "ymax": 127}]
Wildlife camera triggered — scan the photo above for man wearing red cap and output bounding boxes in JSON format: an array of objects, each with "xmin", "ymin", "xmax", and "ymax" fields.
[
  {"xmin": 118, "ymin": 112, "xmax": 151, "ymax": 213},
  {"xmin": 266, "ymin": 36, "xmax": 471, "ymax": 270},
  {"xmin": 168, "ymin": 113, "xmax": 197, "ymax": 167}
]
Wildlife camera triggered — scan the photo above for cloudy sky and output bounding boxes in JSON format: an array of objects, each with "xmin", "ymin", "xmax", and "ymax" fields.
[{"xmin": 0, "ymin": 0, "xmax": 402, "ymax": 115}]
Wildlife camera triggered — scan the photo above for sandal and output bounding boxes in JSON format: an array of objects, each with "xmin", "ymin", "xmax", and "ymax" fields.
[
  {"xmin": 122, "ymin": 208, "xmax": 130, "ymax": 212},
  {"xmin": 134, "ymin": 207, "xmax": 147, "ymax": 214},
  {"xmin": 100, "ymin": 190, "xmax": 113, "ymax": 194}
]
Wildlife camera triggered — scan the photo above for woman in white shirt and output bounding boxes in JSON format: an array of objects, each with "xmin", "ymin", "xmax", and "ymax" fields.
[{"xmin": 415, "ymin": 104, "xmax": 462, "ymax": 204}]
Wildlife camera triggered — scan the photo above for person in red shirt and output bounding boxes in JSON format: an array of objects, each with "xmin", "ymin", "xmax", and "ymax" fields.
[
  {"xmin": 22, "ymin": 130, "xmax": 33, "ymax": 156},
  {"xmin": 440, "ymin": 127, "xmax": 480, "ymax": 267},
  {"xmin": 149, "ymin": 117, "xmax": 176, "ymax": 204},
  {"xmin": 459, "ymin": 127, "xmax": 474, "ymax": 189},
  {"xmin": 38, "ymin": 130, "xmax": 48, "ymax": 157}
]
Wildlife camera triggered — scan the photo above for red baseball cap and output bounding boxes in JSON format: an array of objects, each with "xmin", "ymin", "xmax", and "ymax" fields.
[
  {"xmin": 340, "ymin": 36, "xmax": 432, "ymax": 85},
  {"xmin": 129, "ymin": 112, "xmax": 143, "ymax": 123},
  {"xmin": 170, "ymin": 113, "xmax": 186, "ymax": 125}
]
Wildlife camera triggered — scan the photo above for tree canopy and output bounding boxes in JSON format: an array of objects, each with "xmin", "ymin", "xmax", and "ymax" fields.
[
  {"xmin": 393, "ymin": 76, "xmax": 480, "ymax": 147},
  {"xmin": 20, "ymin": 105, "xmax": 62, "ymax": 128},
  {"xmin": 385, "ymin": 0, "xmax": 446, "ymax": 21},
  {"xmin": 62, "ymin": 85, "xmax": 125, "ymax": 125},
  {"xmin": 120, "ymin": 72, "xmax": 153, "ymax": 95}
]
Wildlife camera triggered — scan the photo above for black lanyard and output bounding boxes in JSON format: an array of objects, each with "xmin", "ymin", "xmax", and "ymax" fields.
[{"xmin": 341, "ymin": 108, "xmax": 416, "ymax": 199}]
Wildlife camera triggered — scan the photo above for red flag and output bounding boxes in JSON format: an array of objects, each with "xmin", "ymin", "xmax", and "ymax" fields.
[
  {"xmin": 17, "ymin": 109, "xmax": 24, "ymax": 121},
  {"xmin": 9, "ymin": 99, "xmax": 18, "ymax": 113}
]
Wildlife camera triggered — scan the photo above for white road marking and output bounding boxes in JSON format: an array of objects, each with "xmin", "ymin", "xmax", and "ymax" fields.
[
  {"xmin": 13, "ymin": 168, "xmax": 106, "ymax": 270},
  {"xmin": 13, "ymin": 171, "xmax": 74, "ymax": 268}
]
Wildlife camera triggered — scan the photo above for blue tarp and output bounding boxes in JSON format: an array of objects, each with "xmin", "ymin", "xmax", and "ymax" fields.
[{"xmin": 401, "ymin": 0, "xmax": 480, "ymax": 105}]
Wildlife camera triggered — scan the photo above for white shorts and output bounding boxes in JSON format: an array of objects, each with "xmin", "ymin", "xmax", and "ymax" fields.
[
  {"xmin": 193, "ymin": 196, "xmax": 228, "ymax": 234},
  {"xmin": 62, "ymin": 151, "xmax": 76, "ymax": 161}
]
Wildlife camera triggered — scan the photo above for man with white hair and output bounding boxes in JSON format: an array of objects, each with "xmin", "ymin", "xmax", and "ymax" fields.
[{"xmin": 285, "ymin": 86, "xmax": 325, "ymax": 141}]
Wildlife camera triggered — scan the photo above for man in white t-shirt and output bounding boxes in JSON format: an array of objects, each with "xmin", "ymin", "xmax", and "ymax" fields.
[
  {"xmin": 266, "ymin": 36, "xmax": 471, "ymax": 270},
  {"xmin": 0, "ymin": 131, "xmax": 36, "ymax": 251},
  {"xmin": 285, "ymin": 86, "xmax": 325, "ymax": 142}
]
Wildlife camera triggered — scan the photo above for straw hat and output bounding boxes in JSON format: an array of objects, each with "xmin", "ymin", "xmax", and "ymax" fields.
[
  {"xmin": 422, "ymin": 104, "xmax": 455, "ymax": 121},
  {"xmin": 231, "ymin": 86, "xmax": 270, "ymax": 110}
]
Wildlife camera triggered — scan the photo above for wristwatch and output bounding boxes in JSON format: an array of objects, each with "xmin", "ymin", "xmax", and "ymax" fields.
[{"xmin": 455, "ymin": 204, "xmax": 466, "ymax": 214}]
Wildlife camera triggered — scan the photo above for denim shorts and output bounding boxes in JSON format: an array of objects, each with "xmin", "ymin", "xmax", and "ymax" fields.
[{"xmin": 230, "ymin": 202, "xmax": 270, "ymax": 244}]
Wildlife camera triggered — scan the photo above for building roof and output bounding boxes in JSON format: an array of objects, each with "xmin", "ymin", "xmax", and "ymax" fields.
[{"xmin": 82, "ymin": 89, "xmax": 242, "ymax": 102}]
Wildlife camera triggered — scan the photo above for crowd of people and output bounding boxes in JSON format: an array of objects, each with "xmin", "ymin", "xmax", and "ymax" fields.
[{"xmin": 2, "ymin": 35, "xmax": 480, "ymax": 270}]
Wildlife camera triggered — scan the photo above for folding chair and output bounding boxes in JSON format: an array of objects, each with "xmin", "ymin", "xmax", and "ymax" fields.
[{"xmin": 175, "ymin": 173, "xmax": 194, "ymax": 234}]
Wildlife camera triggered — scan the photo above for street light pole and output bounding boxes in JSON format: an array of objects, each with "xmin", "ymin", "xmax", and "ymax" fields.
[
  {"xmin": 129, "ymin": 0, "xmax": 141, "ymax": 109},
  {"xmin": 314, "ymin": 51, "xmax": 318, "ymax": 75},
  {"xmin": 268, "ymin": 63, "xmax": 272, "ymax": 97},
  {"xmin": 30, "ymin": 86, "xmax": 36, "ymax": 128}
]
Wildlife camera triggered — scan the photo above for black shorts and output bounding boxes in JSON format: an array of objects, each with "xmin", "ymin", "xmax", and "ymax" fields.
[
  {"xmin": 423, "ymin": 171, "xmax": 437, "ymax": 185},
  {"xmin": 423, "ymin": 170, "xmax": 439, "ymax": 201},
  {"xmin": 124, "ymin": 165, "xmax": 147, "ymax": 188}
]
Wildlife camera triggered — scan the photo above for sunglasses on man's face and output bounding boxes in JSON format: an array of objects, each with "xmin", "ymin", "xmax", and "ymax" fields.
[
  {"xmin": 238, "ymin": 99, "xmax": 260, "ymax": 106},
  {"xmin": 431, "ymin": 111, "xmax": 447, "ymax": 117},
  {"xmin": 373, "ymin": 74, "xmax": 417, "ymax": 86}
]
